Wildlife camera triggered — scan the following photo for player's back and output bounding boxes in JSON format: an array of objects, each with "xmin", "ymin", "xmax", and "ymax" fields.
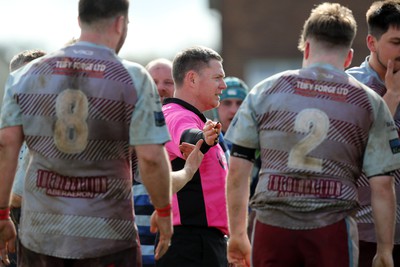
[
  {"xmin": 256, "ymin": 64, "xmax": 372, "ymax": 180},
  {"xmin": 9, "ymin": 41, "xmax": 141, "ymax": 258},
  {"xmin": 228, "ymin": 63, "xmax": 396, "ymax": 229}
]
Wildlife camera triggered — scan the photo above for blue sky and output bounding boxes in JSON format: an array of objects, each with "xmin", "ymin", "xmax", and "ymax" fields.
[{"xmin": 0, "ymin": 0, "xmax": 221, "ymax": 61}]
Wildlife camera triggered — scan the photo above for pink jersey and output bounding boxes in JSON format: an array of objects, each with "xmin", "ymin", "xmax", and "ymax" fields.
[{"xmin": 163, "ymin": 99, "xmax": 229, "ymax": 235}]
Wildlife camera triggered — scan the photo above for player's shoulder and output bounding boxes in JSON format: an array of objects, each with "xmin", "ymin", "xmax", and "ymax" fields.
[
  {"xmin": 346, "ymin": 65, "xmax": 369, "ymax": 81},
  {"xmin": 347, "ymin": 74, "xmax": 386, "ymax": 109},
  {"xmin": 120, "ymin": 58, "xmax": 146, "ymax": 71},
  {"xmin": 252, "ymin": 69, "xmax": 296, "ymax": 93}
]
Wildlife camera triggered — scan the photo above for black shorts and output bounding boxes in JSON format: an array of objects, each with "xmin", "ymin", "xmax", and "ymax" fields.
[{"xmin": 155, "ymin": 225, "xmax": 228, "ymax": 267}]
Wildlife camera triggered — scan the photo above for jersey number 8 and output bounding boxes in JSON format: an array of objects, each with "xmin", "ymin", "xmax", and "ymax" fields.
[{"xmin": 54, "ymin": 89, "xmax": 89, "ymax": 154}]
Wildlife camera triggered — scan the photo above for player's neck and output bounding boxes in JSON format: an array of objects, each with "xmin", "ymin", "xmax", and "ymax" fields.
[
  {"xmin": 368, "ymin": 54, "xmax": 387, "ymax": 82},
  {"xmin": 79, "ymin": 32, "xmax": 117, "ymax": 52}
]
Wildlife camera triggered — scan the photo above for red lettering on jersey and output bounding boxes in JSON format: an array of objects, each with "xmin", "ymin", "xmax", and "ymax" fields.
[
  {"xmin": 37, "ymin": 169, "xmax": 107, "ymax": 198},
  {"xmin": 268, "ymin": 174, "xmax": 342, "ymax": 197}
]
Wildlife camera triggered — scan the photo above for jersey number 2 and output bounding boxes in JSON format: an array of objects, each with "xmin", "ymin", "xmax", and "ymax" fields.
[{"xmin": 288, "ymin": 108, "xmax": 329, "ymax": 172}]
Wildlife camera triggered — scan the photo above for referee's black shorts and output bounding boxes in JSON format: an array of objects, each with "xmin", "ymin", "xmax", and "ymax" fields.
[{"xmin": 155, "ymin": 225, "xmax": 228, "ymax": 267}]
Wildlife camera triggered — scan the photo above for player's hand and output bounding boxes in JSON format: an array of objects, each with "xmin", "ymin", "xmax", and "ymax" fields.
[
  {"xmin": 385, "ymin": 59, "xmax": 400, "ymax": 98},
  {"xmin": 372, "ymin": 252, "xmax": 394, "ymax": 267},
  {"xmin": 0, "ymin": 220, "xmax": 16, "ymax": 266},
  {"xmin": 150, "ymin": 211, "xmax": 173, "ymax": 260},
  {"xmin": 227, "ymin": 234, "xmax": 251, "ymax": 267}
]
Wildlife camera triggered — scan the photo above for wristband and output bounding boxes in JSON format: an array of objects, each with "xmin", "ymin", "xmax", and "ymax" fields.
[
  {"xmin": 0, "ymin": 207, "xmax": 10, "ymax": 220},
  {"xmin": 155, "ymin": 203, "xmax": 171, "ymax": 217}
]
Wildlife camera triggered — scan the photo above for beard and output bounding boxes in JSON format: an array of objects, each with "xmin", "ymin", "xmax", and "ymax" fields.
[{"xmin": 377, "ymin": 52, "xmax": 400, "ymax": 73}]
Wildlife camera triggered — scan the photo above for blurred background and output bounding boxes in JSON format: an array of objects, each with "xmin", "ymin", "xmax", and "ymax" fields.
[{"xmin": 0, "ymin": 0, "xmax": 372, "ymax": 105}]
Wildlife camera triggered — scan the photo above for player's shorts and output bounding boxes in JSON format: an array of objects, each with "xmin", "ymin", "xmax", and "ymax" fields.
[
  {"xmin": 252, "ymin": 217, "xmax": 358, "ymax": 267},
  {"xmin": 17, "ymin": 243, "xmax": 141, "ymax": 267}
]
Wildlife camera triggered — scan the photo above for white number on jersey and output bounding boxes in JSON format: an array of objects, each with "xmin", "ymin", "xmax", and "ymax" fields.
[
  {"xmin": 288, "ymin": 108, "xmax": 329, "ymax": 172},
  {"xmin": 54, "ymin": 89, "xmax": 89, "ymax": 153}
]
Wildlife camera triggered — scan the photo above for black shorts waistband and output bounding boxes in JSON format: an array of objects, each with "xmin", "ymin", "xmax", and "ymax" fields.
[{"xmin": 174, "ymin": 225, "xmax": 225, "ymax": 238}]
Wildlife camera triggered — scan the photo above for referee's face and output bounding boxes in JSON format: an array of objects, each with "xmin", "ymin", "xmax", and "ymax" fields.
[{"xmin": 195, "ymin": 59, "xmax": 226, "ymax": 112}]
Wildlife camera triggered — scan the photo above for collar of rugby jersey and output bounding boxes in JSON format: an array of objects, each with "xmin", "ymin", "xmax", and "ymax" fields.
[{"xmin": 163, "ymin": 98, "xmax": 207, "ymax": 123}]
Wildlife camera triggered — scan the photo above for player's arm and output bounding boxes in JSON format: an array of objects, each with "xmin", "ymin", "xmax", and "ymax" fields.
[
  {"xmin": 134, "ymin": 144, "xmax": 172, "ymax": 260},
  {"xmin": 369, "ymin": 174, "xmax": 395, "ymax": 266},
  {"xmin": 226, "ymin": 144, "xmax": 255, "ymax": 267},
  {"xmin": 135, "ymin": 143, "xmax": 171, "ymax": 211},
  {"xmin": 0, "ymin": 126, "xmax": 22, "ymax": 209},
  {"xmin": 0, "ymin": 125, "xmax": 23, "ymax": 265},
  {"xmin": 227, "ymin": 156, "xmax": 253, "ymax": 236}
]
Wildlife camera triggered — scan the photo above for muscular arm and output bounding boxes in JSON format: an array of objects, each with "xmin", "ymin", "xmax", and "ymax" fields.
[
  {"xmin": 135, "ymin": 144, "xmax": 171, "ymax": 209},
  {"xmin": 369, "ymin": 175, "xmax": 396, "ymax": 266},
  {"xmin": 382, "ymin": 93, "xmax": 400, "ymax": 116},
  {"xmin": 0, "ymin": 126, "xmax": 23, "ymax": 264},
  {"xmin": 0, "ymin": 126, "xmax": 23, "ymax": 209},
  {"xmin": 226, "ymin": 155, "xmax": 254, "ymax": 267},
  {"xmin": 134, "ymin": 144, "xmax": 172, "ymax": 260}
]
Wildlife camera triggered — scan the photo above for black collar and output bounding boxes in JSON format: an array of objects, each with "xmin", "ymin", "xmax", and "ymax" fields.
[{"xmin": 163, "ymin": 98, "xmax": 207, "ymax": 123}]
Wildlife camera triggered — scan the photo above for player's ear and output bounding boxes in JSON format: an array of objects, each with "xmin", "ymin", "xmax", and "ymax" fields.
[
  {"xmin": 344, "ymin": 48, "xmax": 353, "ymax": 69},
  {"xmin": 116, "ymin": 15, "xmax": 125, "ymax": 34},
  {"xmin": 366, "ymin": 34, "xmax": 377, "ymax": 53},
  {"xmin": 304, "ymin": 41, "xmax": 310, "ymax": 60}
]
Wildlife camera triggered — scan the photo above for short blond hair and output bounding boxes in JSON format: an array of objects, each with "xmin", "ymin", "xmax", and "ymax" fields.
[{"xmin": 298, "ymin": 2, "xmax": 357, "ymax": 52}]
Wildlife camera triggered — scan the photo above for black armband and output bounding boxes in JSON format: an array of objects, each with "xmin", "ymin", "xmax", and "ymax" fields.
[
  {"xmin": 180, "ymin": 129, "xmax": 212, "ymax": 154},
  {"xmin": 367, "ymin": 172, "xmax": 395, "ymax": 179},
  {"xmin": 231, "ymin": 144, "xmax": 256, "ymax": 163}
]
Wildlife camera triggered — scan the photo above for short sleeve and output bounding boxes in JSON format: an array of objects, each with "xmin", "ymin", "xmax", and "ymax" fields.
[
  {"xmin": 0, "ymin": 74, "xmax": 23, "ymax": 128},
  {"xmin": 363, "ymin": 95, "xmax": 400, "ymax": 176},
  {"xmin": 225, "ymin": 88, "xmax": 260, "ymax": 150},
  {"xmin": 126, "ymin": 64, "xmax": 170, "ymax": 146}
]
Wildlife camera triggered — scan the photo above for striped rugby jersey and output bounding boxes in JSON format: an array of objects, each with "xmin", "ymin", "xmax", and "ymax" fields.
[
  {"xmin": 347, "ymin": 57, "xmax": 400, "ymax": 244},
  {"xmin": 225, "ymin": 63, "xmax": 400, "ymax": 230},
  {"xmin": 0, "ymin": 41, "xmax": 170, "ymax": 258}
]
